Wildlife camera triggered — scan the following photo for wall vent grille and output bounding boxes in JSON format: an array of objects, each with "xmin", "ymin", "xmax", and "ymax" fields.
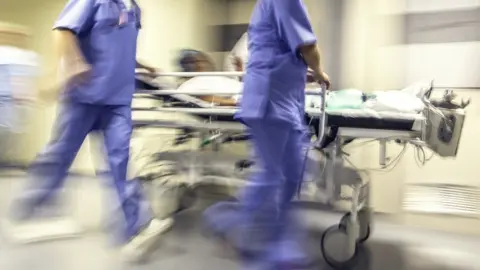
[{"xmin": 403, "ymin": 184, "xmax": 480, "ymax": 218}]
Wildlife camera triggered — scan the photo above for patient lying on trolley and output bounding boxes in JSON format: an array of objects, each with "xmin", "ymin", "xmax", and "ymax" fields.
[
  {"xmin": 136, "ymin": 50, "xmax": 468, "ymax": 155},
  {"xmin": 176, "ymin": 49, "xmax": 327, "ymax": 108},
  {"xmin": 176, "ymin": 52, "xmax": 432, "ymax": 115},
  {"xmin": 177, "ymin": 49, "xmax": 238, "ymax": 106}
]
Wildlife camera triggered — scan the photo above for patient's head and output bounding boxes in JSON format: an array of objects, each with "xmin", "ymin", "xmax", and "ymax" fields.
[
  {"xmin": 196, "ymin": 53, "xmax": 215, "ymax": 72},
  {"xmin": 178, "ymin": 49, "xmax": 215, "ymax": 72}
]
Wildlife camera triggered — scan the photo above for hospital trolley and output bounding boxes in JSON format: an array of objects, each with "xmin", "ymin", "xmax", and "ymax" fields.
[{"xmin": 131, "ymin": 71, "xmax": 468, "ymax": 268}]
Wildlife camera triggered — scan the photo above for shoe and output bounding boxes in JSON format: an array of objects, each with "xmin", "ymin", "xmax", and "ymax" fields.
[
  {"xmin": 275, "ymin": 259, "xmax": 319, "ymax": 270},
  {"xmin": 121, "ymin": 217, "xmax": 174, "ymax": 263},
  {"xmin": 201, "ymin": 220, "xmax": 258, "ymax": 261},
  {"xmin": 2, "ymin": 217, "xmax": 84, "ymax": 244},
  {"xmin": 4, "ymin": 199, "xmax": 84, "ymax": 244}
]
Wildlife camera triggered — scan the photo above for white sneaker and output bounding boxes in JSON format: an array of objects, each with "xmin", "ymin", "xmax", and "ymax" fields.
[
  {"xmin": 2, "ymin": 217, "xmax": 84, "ymax": 244},
  {"xmin": 121, "ymin": 217, "xmax": 174, "ymax": 263}
]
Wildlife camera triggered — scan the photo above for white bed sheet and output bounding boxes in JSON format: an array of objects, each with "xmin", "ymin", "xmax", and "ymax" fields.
[
  {"xmin": 167, "ymin": 93, "xmax": 425, "ymax": 131},
  {"xmin": 169, "ymin": 77, "xmax": 429, "ymax": 131}
]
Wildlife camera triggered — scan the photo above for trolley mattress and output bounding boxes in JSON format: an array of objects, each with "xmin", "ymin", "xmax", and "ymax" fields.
[
  {"xmin": 134, "ymin": 83, "xmax": 424, "ymax": 132},
  {"xmin": 176, "ymin": 111, "xmax": 422, "ymax": 131}
]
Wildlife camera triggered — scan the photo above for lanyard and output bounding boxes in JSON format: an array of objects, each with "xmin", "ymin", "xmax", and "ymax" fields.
[{"xmin": 114, "ymin": 0, "xmax": 136, "ymax": 27}]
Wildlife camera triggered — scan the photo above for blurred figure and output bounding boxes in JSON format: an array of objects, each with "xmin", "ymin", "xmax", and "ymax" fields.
[
  {"xmin": 8, "ymin": 0, "xmax": 172, "ymax": 262},
  {"xmin": 204, "ymin": 0, "xmax": 330, "ymax": 269}
]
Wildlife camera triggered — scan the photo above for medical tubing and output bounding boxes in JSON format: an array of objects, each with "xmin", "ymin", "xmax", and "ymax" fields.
[
  {"xmin": 413, "ymin": 144, "xmax": 434, "ymax": 167},
  {"xmin": 199, "ymin": 133, "xmax": 251, "ymax": 147},
  {"xmin": 297, "ymin": 84, "xmax": 328, "ymax": 197},
  {"xmin": 300, "ymin": 114, "xmax": 328, "ymax": 183},
  {"xmin": 343, "ymin": 143, "xmax": 408, "ymax": 173},
  {"xmin": 342, "ymin": 135, "xmax": 434, "ymax": 173},
  {"xmin": 221, "ymin": 134, "xmax": 251, "ymax": 143},
  {"xmin": 199, "ymin": 133, "xmax": 223, "ymax": 147}
]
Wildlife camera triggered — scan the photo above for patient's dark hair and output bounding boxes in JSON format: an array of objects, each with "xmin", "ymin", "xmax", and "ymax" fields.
[{"xmin": 178, "ymin": 49, "xmax": 200, "ymax": 72}]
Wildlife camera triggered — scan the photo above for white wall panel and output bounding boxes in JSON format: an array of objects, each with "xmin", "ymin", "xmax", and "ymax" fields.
[
  {"xmin": 406, "ymin": 0, "xmax": 480, "ymax": 13},
  {"xmin": 405, "ymin": 43, "xmax": 480, "ymax": 88}
]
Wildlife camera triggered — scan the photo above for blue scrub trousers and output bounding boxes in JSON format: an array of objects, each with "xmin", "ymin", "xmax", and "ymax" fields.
[
  {"xmin": 11, "ymin": 102, "xmax": 152, "ymax": 242},
  {"xmin": 204, "ymin": 119, "xmax": 310, "ymax": 267}
]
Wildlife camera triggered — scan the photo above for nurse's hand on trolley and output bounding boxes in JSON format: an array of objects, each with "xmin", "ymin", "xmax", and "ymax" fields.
[
  {"xmin": 300, "ymin": 44, "xmax": 331, "ymax": 89},
  {"xmin": 317, "ymin": 71, "xmax": 331, "ymax": 89}
]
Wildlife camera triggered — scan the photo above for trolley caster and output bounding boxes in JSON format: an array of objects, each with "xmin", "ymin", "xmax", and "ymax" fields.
[
  {"xmin": 320, "ymin": 225, "xmax": 359, "ymax": 269},
  {"xmin": 339, "ymin": 210, "xmax": 371, "ymax": 244}
]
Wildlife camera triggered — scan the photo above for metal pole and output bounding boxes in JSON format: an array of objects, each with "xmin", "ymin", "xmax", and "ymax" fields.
[
  {"xmin": 137, "ymin": 71, "xmax": 244, "ymax": 77},
  {"xmin": 135, "ymin": 89, "xmax": 324, "ymax": 96}
]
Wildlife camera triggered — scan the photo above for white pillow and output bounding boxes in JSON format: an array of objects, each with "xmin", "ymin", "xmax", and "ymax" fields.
[
  {"xmin": 178, "ymin": 76, "xmax": 242, "ymax": 97},
  {"xmin": 366, "ymin": 91, "xmax": 425, "ymax": 113},
  {"xmin": 0, "ymin": 46, "xmax": 38, "ymax": 66},
  {"xmin": 400, "ymin": 81, "xmax": 432, "ymax": 98}
]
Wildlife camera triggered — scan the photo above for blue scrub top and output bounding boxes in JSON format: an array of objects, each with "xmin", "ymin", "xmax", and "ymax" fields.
[
  {"xmin": 236, "ymin": 0, "xmax": 317, "ymax": 130},
  {"xmin": 54, "ymin": 0, "xmax": 141, "ymax": 105}
]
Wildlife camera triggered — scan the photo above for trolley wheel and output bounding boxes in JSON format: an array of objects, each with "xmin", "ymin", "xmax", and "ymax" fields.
[
  {"xmin": 320, "ymin": 225, "xmax": 358, "ymax": 269},
  {"xmin": 339, "ymin": 211, "xmax": 371, "ymax": 244}
]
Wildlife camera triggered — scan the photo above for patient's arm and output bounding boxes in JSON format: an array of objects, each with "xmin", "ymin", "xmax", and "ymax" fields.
[
  {"xmin": 199, "ymin": 95, "xmax": 238, "ymax": 106},
  {"xmin": 136, "ymin": 60, "xmax": 157, "ymax": 74}
]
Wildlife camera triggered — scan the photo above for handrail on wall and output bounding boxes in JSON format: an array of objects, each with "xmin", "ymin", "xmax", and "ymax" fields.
[
  {"xmin": 0, "ymin": 22, "xmax": 30, "ymax": 48},
  {"xmin": 0, "ymin": 22, "xmax": 30, "ymax": 35}
]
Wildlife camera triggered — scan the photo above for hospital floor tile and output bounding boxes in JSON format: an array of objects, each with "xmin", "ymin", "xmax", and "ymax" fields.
[
  {"xmin": 1, "ymin": 209, "xmax": 479, "ymax": 270},
  {"xmin": 0, "ymin": 175, "xmax": 479, "ymax": 270}
]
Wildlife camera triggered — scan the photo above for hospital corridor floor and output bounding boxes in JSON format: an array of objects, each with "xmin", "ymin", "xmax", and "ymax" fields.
[{"xmin": 0, "ymin": 174, "xmax": 479, "ymax": 270}]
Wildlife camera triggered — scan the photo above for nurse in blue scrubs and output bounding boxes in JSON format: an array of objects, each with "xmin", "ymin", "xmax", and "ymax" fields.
[
  {"xmin": 204, "ymin": 0, "xmax": 330, "ymax": 268},
  {"xmin": 9, "ymin": 0, "xmax": 172, "ymax": 262}
]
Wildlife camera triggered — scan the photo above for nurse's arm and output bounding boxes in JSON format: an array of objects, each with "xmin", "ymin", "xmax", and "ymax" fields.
[
  {"xmin": 53, "ymin": 30, "xmax": 88, "ymax": 70},
  {"xmin": 199, "ymin": 95, "xmax": 238, "ymax": 106},
  {"xmin": 52, "ymin": 29, "xmax": 91, "ymax": 89},
  {"xmin": 300, "ymin": 44, "xmax": 330, "ymax": 88},
  {"xmin": 53, "ymin": 0, "xmax": 96, "ymax": 82},
  {"xmin": 273, "ymin": 0, "xmax": 328, "ymax": 85},
  {"xmin": 273, "ymin": 0, "xmax": 320, "ymax": 63},
  {"xmin": 299, "ymin": 44, "xmax": 323, "ymax": 76},
  {"xmin": 36, "ymin": 29, "xmax": 91, "ymax": 102}
]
